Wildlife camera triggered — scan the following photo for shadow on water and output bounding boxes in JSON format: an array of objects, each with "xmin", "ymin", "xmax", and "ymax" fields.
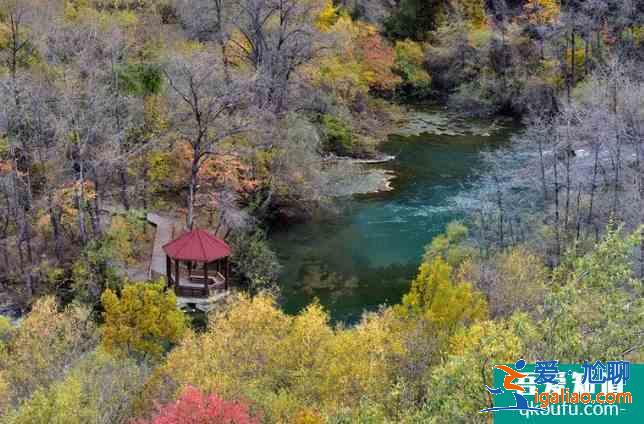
[{"xmin": 270, "ymin": 110, "xmax": 519, "ymax": 323}]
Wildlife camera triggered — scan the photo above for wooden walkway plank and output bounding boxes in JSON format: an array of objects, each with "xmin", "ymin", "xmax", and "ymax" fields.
[{"xmin": 146, "ymin": 212, "xmax": 179, "ymax": 281}]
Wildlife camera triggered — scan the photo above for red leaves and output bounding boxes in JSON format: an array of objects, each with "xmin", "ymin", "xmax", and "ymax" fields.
[{"xmin": 137, "ymin": 386, "xmax": 259, "ymax": 424}]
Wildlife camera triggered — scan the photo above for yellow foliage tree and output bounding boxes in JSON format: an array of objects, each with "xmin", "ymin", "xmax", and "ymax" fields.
[
  {"xmin": 422, "ymin": 314, "xmax": 539, "ymax": 420},
  {"xmin": 152, "ymin": 294, "xmax": 406, "ymax": 422},
  {"xmin": 4, "ymin": 351, "xmax": 149, "ymax": 424},
  {"xmin": 315, "ymin": 0, "xmax": 338, "ymax": 31},
  {"xmin": 101, "ymin": 281, "xmax": 187, "ymax": 360},
  {"xmin": 450, "ymin": 0, "xmax": 488, "ymax": 27},
  {"xmin": 305, "ymin": 16, "xmax": 400, "ymax": 102},
  {"xmin": 524, "ymin": 0, "xmax": 560, "ymax": 25},
  {"xmin": 397, "ymin": 257, "xmax": 487, "ymax": 331},
  {"xmin": 0, "ymin": 297, "xmax": 96, "ymax": 408}
]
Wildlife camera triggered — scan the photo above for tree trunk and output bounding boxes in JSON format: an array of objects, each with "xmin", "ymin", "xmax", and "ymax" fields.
[
  {"xmin": 611, "ymin": 83, "xmax": 621, "ymax": 219},
  {"xmin": 187, "ymin": 158, "xmax": 199, "ymax": 230},
  {"xmin": 91, "ymin": 170, "xmax": 102, "ymax": 238},
  {"xmin": 553, "ymin": 152, "xmax": 561, "ymax": 260},
  {"xmin": 587, "ymin": 147, "xmax": 599, "ymax": 228},
  {"xmin": 77, "ymin": 162, "xmax": 87, "ymax": 246},
  {"xmin": 537, "ymin": 132, "xmax": 547, "ymax": 206},
  {"xmin": 47, "ymin": 191, "xmax": 64, "ymax": 263},
  {"xmin": 570, "ymin": 29, "xmax": 576, "ymax": 86},
  {"xmin": 119, "ymin": 166, "xmax": 130, "ymax": 211},
  {"xmin": 584, "ymin": 36, "xmax": 589, "ymax": 76}
]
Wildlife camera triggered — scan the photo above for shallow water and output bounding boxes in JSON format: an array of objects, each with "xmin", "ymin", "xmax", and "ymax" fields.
[{"xmin": 270, "ymin": 109, "xmax": 518, "ymax": 322}]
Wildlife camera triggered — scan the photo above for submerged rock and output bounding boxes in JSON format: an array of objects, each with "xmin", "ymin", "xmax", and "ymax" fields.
[{"xmin": 396, "ymin": 108, "xmax": 507, "ymax": 137}]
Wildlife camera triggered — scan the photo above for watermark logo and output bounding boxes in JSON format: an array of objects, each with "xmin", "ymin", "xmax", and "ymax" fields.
[
  {"xmin": 480, "ymin": 359, "xmax": 544, "ymax": 413},
  {"xmin": 481, "ymin": 360, "xmax": 640, "ymax": 422}
]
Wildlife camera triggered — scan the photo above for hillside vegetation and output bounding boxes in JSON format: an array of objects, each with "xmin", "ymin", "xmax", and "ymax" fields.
[{"xmin": 0, "ymin": 1, "xmax": 643, "ymax": 423}]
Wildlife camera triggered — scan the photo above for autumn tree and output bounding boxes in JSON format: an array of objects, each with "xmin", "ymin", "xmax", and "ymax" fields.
[
  {"xmin": 4, "ymin": 351, "xmax": 150, "ymax": 424},
  {"xmin": 151, "ymin": 294, "xmax": 406, "ymax": 421},
  {"xmin": 137, "ymin": 386, "xmax": 260, "ymax": 424},
  {"xmin": 164, "ymin": 48, "xmax": 250, "ymax": 229},
  {"xmin": 421, "ymin": 314, "xmax": 540, "ymax": 421},
  {"xmin": 101, "ymin": 281, "xmax": 187, "ymax": 360},
  {"xmin": 0, "ymin": 0, "xmax": 56, "ymax": 296},
  {"xmin": 0, "ymin": 297, "xmax": 97, "ymax": 409},
  {"xmin": 396, "ymin": 257, "xmax": 487, "ymax": 333}
]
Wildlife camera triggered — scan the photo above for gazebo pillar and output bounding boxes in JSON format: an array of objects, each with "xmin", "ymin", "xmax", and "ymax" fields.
[
  {"xmin": 166, "ymin": 256, "xmax": 172, "ymax": 289},
  {"xmin": 174, "ymin": 259, "xmax": 180, "ymax": 295},
  {"xmin": 203, "ymin": 261, "xmax": 209, "ymax": 295}
]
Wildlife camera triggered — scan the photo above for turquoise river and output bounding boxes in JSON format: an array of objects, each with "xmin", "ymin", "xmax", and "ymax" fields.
[{"xmin": 269, "ymin": 109, "xmax": 519, "ymax": 322}]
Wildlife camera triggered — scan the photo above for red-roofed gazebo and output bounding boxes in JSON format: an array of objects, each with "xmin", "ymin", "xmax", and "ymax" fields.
[{"xmin": 162, "ymin": 229, "xmax": 231, "ymax": 298}]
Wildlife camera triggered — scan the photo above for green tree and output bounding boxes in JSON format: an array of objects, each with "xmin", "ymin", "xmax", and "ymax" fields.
[
  {"xmin": 536, "ymin": 226, "xmax": 644, "ymax": 361},
  {"xmin": 394, "ymin": 39, "xmax": 432, "ymax": 98},
  {"xmin": 101, "ymin": 281, "xmax": 187, "ymax": 360},
  {"xmin": 384, "ymin": 0, "xmax": 443, "ymax": 40}
]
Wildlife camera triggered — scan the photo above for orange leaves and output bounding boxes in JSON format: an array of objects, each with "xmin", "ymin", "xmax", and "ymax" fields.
[
  {"xmin": 306, "ymin": 17, "xmax": 400, "ymax": 101},
  {"xmin": 0, "ymin": 160, "xmax": 11, "ymax": 175},
  {"xmin": 198, "ymin": 154, "xmax": 258, "ymax": 195},
  {"xmin": 358, "ymin": 30, "xmax": 402, "ymax": 92}
]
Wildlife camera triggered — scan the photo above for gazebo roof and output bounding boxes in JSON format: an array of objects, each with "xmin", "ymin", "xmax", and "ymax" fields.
[{"xmin": 162, "ymin": 229, "xmax": 231, "ymax": 263}]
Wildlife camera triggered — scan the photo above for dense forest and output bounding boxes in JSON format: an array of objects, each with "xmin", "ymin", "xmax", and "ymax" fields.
[{"xmin": 0, "ymin": 0, "xmax": 643, "ymax": 423}]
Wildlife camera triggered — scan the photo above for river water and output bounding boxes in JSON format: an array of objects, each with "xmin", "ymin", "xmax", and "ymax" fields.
[{"xmin": 269, "ymin": 108, "xmax": 518, "ymax": 322}]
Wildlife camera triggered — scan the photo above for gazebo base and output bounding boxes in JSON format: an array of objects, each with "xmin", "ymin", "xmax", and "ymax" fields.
[{"xmin": 176, "ymin": 290, "xmax": 231, "ymax": 313}]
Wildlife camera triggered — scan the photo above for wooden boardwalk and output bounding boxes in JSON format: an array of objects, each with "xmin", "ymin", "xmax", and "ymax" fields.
[{"xmin": 146, "ymin": 212, "xmax": 178, "ymax": 281}]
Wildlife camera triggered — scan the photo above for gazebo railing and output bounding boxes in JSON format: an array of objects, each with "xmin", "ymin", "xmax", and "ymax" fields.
[{"xmin": 167, "ymin": 267, "xmax": 228, "ymax": 298}]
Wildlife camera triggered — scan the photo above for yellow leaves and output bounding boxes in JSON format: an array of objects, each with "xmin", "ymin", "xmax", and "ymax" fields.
[
  {"xmin": 315, "ymin": 0, "xmax": 339, "ymax": 31},
  {"xmin": 144, "ymin": 94, "xmax": 168, "ymax": 134},
  {"xmin": 101, "ymin": 281, "xmax": 187, "ymax": 360},
  {"xmin": 633, "ymin": 25, "xmax": 644, "ymax": 48},
  {"xmin": 308, "ymin": 16, "xmax": 400, "ymax": 100},
  {"xmin": 450, "ymin": 0, "xmax": 488, "ymax": 28},
  {"xmin": 449, "ymin": 319, "xmax": 523, "ymax": 362},
  {"xmin": 523, "ymin": 0, "xmax": 560, "ymax": 26},
  {"xmin": 394, "ymin": 39, "xmax": 431, "ymax": 89},
  {"xmin": 398, "ymin": 258, "xmax": 487, "ymax": 331},
  {"xmin": 104, "ymin": 214, "xmax": 148, "ymax": 265},
  {"xmin": 395, "ymin": 40, "xmax": 425, "ymax": 66},
  {"xmin": 0, "ymin": 370, "xmax": 8, "ymax": 416},
  {"xmin": 0, "ymin": 297, "xmax": 96, "ymax": 406},
  {"xmin": 64, "ymin": 1, "xmax": 90, "ymax": 21},
  {"xmin": 313, "ymin": 55, "xmax": 370, "ymax": 100},
  {"xmin": 43, "ymin": 180, "xmax": 97, "ymax": 231},
  {"xmin": 0, "ymin": 22, "xmax": 10, "ymax": 49},
  {"xmin": 292, "ymin": 408, "xmax": 325, "ymax": 424},
  {"xmin": 226, "ymin": 28, "xmax": 255, "ymax": 69},
  {"xmin": 155, "ymin": 293, "xmax": 404, "ymax": 420},
  {"xmin": 468, "ymin": 26, "xmax": 493, "ymax": 48},
  {"xmin": 5, "ymin": 350, "xmax": 149, "ymax": 424}
]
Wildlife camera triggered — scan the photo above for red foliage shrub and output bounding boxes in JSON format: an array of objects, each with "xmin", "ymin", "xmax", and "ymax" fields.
[{"xmin": 137, "ymin": 386, "xmax": 259, "ymax": 424}]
